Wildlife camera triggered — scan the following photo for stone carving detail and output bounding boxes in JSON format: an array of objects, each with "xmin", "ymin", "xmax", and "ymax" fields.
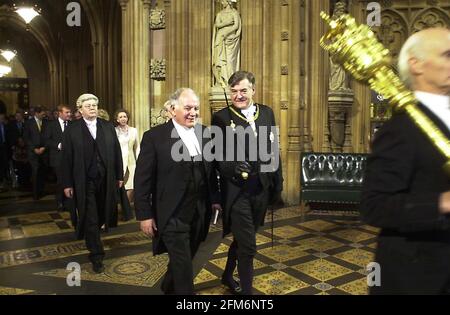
[
  {"xmin": 328, "ymin": 2, "xmax": 350, "ymax": 92},
  {"xmin": 150, "ymin": 59, "xmax": 166, "ymax": 80},
  {"xmin": 413, "ymin": 9, "xmax": 449, "ymax": 33},
  {"xmin": 281, "ymin": 65, "xmax": 289, "ymax": 75},
  {"xmin": 375, "ymin": 12, "xmax": 407, "ymax": 61},
  {"xmin": 281, "ymin": 101, "xmax": 288, "ymax": 110},
  {"xmin": 212, "ymin": 0, "xmax": 242, "ymax": 88},
  {"xmin": 149, "ymin": 7, "xmax": 166, "ymax": 29},
  {"xmin": 281, "ymin": 31, "xmax": 289, "ymax": 41}
]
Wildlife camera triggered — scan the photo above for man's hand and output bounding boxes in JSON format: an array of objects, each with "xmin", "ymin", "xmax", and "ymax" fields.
[
  {"xmin": 439, "ymin": 191, "xmax": 450, "ymax": 214},
  {"xmin": 117, "ymin": 181, "xmax": 124, "ymax": 188},
  {"xmin": 140, "ymin": 219, "xmax": 157, "ymax": 238},
  {"xmin": 64, "ymin": 188, "xmax": 74, "ymax": 198},
  {"xmin": 234, "ymin": 161, "xmax": 252, "ymax": 178}
]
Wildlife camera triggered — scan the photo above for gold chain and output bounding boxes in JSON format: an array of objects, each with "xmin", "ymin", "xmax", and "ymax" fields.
[{"xmin": 229, "ymin": 104, "xmax": 260, "ymax": 123}]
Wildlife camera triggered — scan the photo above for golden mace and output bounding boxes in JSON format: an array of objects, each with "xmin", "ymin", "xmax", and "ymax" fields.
[{"xmin": 320, "ymin": 12, "xmax": 450, "ymax": 175}]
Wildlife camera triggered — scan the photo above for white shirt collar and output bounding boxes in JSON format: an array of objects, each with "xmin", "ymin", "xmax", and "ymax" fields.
[
  {"xmin": 171, "ymin": 119, "xmax": 201, "ymax": 157},
  {"xmin": 58, "ymin": 117, "xmax": 65, "ymax": 125},
  {"xmin": 172, "ymin": 118, "xmax": 194, "ymax": 133},
  {"xmin": 415, "ymin": 91, "xmax": 450, "ymax": 109},
  {"xmin": 83, "ymin": 118, "xmax": 97, "ymax": 126},
  {"xmin": 415, "ymin": 91, "xmax": 450, "ymax": 132},
  {"xmin": 241, "ymin": 103, "xmax": 256, "ymax": 117}
]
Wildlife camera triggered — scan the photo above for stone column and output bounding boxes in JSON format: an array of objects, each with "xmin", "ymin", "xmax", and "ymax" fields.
[
  {"xmin": 119, "ymin": 0, "xmax": 151, "ymax": 139},
  {"xmin": 304, "ymin": 0, "xmax": 330, "ymax": 152}
]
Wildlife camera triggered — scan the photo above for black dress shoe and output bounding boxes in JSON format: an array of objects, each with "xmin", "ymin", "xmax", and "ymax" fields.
[
  {"xmin": 92, "ymin": 261, "xmax": 105, "ymax": 274},
  {"xmin": 221, "ymin": 277, "xmax": 242, "ymax": 295}
]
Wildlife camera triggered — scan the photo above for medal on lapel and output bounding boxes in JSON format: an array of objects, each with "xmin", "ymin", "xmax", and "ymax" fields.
[
  {"xmin": 270, "ymin": 131, "xmax": 275, "ymax": 143},
  {"xmin": 230, "ymin": 120, "xmax": 236, "ymax": 131}
]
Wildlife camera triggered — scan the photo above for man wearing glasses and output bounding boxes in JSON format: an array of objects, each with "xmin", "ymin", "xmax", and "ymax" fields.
[{"xmin": 61, "ymin": 94, "xmax": 123, "ymax": 273}]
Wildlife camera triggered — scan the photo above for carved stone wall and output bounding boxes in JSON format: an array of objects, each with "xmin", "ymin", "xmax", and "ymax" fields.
[{"xmin": 350, "ymin": 0, "xmax": 450, "ymax": 153}]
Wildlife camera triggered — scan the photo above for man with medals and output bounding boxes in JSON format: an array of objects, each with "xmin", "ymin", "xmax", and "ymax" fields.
[{"xmin": 211, "ymin": 71, "xmax": 284, "ymax": 295}]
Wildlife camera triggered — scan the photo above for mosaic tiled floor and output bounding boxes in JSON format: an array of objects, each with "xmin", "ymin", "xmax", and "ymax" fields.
[
  {"xmin": 195, "ymin": 217, "xmax": 378, "ymax": 295},
  {"xmin": 0, "ymin": 188, "xmax": 379, "ymax": 295}
]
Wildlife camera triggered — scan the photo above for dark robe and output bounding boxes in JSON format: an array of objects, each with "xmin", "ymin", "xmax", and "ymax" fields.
[
  {"xmin": 61, "ymin": 118, "xmax": 123, "ymax": 239},
  {"xmin": 211, "ymin": 103, "xmax": 283, "ymax": 236},
  {"xmin": 360, "ymin": 103, "xmax": 450, "ymax": 294},
  {"xmin": 134, "ymin": 121, "xmax": 219, "ymax": 255}
]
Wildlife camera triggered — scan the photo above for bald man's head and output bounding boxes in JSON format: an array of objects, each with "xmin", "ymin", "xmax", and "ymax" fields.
[{"xmin": 398, "ymin": 27, "xmax": 450, "ymax": 94}]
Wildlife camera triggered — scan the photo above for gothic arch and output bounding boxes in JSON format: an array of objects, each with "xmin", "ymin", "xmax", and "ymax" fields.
[
  {"xmin": 377, "ymin": 9, "xmax": 408, "ymax": 62},
  {"xmin": 412, "ymin": 7, "xmax": 450, "ymax": 33}
]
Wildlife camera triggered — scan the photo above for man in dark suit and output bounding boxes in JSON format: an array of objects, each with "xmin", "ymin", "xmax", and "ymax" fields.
[
  {"xmin": 134, "ymin": 88, "xmax": 221, "ymax": 295},
  {"xmin": 44, "ymin": 105, "xmax": 72, "ymax": 210},
  {"xmin": 7, "ymin": 110, "xmax": 25, "ymax": 148},
  {"xmin": 211, "ymin": 71, "xmax": 283, "ymax": 295},
  {"xmin": 61, "ymin": 94, "xmax": 123, "ymax": 273},
  {"xmin": 361, "ymin": 27, "xmax": 450, "ymax": 294},
  {"xmin": 23, "ymin": 106, "xmax": 48, "ymax": 200}
]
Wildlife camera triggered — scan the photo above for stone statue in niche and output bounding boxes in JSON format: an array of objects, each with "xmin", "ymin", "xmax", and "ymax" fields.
[
  {"xmin": 328, "ymin": 1, "xmax": 351, "ymax": 91},
  {"xmin": 212, "ymin": 0, "xmax": 242, "ymax": 88}
]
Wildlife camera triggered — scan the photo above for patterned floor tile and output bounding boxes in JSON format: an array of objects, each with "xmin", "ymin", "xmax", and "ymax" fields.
[
  {"xmin": 330, "ymin": 229, "xmax": 375, "ymax": 243},
  {"xmin": 337, "ymin": 277, "xmax": 368, "ymax": 295},
  {"xmin": 359, "ymin": 225, "xmax": 380, "ymax": 233},
  {"xmin": 0, "ymin": 232, "xmax": 151, "ymax": 268},
  {"xmin": 0, "ymin": 228, "xmax": 11, "ymax": 241},
  {"xmin": 34, "ymin": 252, "xmax": 168, "ymax": 287},
  {"xmin": 253, "ymin": 271, "xmax": 309, "ymax": 295},
  {"xmin": 213, "ymin": 243, "xmax": 230, "ymax": 255},
  {"xmin": 298, "ymin": 220, "xmax": 337, "ymax": 231},
  {"xmin": 196, "ymin": 285, "xmax": 230, "ymax": 295},
  {"xmin": 210, "ymin": 257, "xmax": 266, "ymax": 271},
  {"xmin": 334, "ymin": 249, "xmax": 375, "ymax": 267},
  {"xmin": 22, "ymin": 222, "xmax": 62, "ymax": 237},
  {"xmin": 295, "ymin": 236, "xmax": 344, "ymax": 252},
  {"xmin": 0, "ymin": 286, "xmax": 35, "ymax": 295},
  {"xmin": 366, "ymin": 242, "xmax": 377, "ymax": 249},
  {"xmin": 258, "ymin": 245, "xmax": 309, "ymax": 262},
  {"xmin": 194, "ymin": 269, "xmax": 218, "ymax": 285},
  {"xmin": 256, "ymin": 233, "xmax": 273, "ymax": 245},
  {"xmin": 272, "ymin": 226, "xmax": 308, "ymax": 239},
  {"xmin": 292, "ymin": 259, "xmax": 353, "ymax": 282}
]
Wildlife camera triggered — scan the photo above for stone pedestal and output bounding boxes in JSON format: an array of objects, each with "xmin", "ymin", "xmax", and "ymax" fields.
[{"xmin": 209, "ymin": 85, "xmax": 231, "ymax": 115}]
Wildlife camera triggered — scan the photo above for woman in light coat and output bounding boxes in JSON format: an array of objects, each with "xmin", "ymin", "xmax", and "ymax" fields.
[{"xmin": 115, "ymin": 109, "xmax": 140, "ymax": 203}]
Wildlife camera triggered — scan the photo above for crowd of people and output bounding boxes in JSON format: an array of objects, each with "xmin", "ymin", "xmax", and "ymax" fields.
[{"xmin": 0, "ymin": 104, "xmax": 139, "ymax": 222}]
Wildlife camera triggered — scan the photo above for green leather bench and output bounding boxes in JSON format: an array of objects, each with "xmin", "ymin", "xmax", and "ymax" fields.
[{"xmin": 300, "ymin": 152, "xmax": 368, "ymax": 211}]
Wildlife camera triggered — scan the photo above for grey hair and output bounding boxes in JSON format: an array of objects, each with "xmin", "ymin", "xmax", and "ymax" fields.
[
  {"xmin": 397, "ymin": 33, "xmax": 428, "ymax": 89},
  {"xmin": 168, "ymin": 88, "xmax": 200, "ymax": 109},
  {"xmin": 76, "ymin": 93, "xmax": 99, "ymax": 110}
]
